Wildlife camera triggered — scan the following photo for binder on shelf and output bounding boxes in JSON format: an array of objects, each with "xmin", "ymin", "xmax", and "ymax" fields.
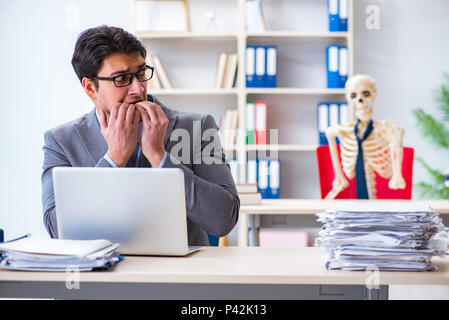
[
  {"xmin": 255, "ymin": 46, "xmax": 266, "ymax": 87},
  {"xmin": 215, "ymin": 52, "xmax": 228, "ymax": 89},
  {"xmin": 329, "ymin": 103, "xmax": 339, "ymax": 127},
  {"xmin": 269, "ymin": 159, "xmax": 280, "ymax": 199},
  {"xmin": 317, "ymin": 102, "xmax": 329, "ymax": 145},
  {"xmin": 255, "ymin": 101, "xmax": 267, "ymax": 145},
  {"xmin": 326, "ymin": 45, "xmax": 340, "ymax": 88},
  {"xmin": 339, "ymin": 102, "xmax": 348, "ymax": 125},
  {"xmin": 246, "ymin": 46, "xmax": 256, "ymax": 88},
  {"xmin": 328, "ymin": 0, "xmax": 339, "ymax": 32},
  {"xmin": 247, "ymin": 158, "xmax": 258, "ymax": 185},
  {"xmin": 152, "ymin": 55, "xmax": 172, "ymax": 89},
  {"xmin": 258, "ymin": 159, "xmax": 270, "ymax": 199},
  {"xmin": 265, "ymin": 45, "xmax": 277, "ymax": 88},
  {"xmin": 339, "ymin": 0, "xmax": 348, "ymax": 31},
  {"xmin": 338, "ymin": 46, "xmax": 348, "ymax": 88},
  {"xmin": 329, "ymin": 103, "xmax": 340, "ymax": 145},
  {"xmin": 246, "ymin": 101, "xmax": 255, "ymax": 145}
]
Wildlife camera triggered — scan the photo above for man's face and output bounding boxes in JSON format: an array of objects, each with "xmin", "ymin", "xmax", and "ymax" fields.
[{"xmin": 92, "ymin": 51, "xmax": 147, "ymax": 116}]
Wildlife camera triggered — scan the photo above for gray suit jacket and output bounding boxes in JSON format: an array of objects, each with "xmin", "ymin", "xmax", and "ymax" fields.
[{"xmin": 41, "ymin": 95, "xmax": 240, "ymax": 246}]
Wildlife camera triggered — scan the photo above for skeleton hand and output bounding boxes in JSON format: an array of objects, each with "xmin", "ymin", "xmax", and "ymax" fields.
[
  {"xmin": 325, "ymin": 175, "xmax": 350, "ymax": 199},
  {"xmin": 388, "ymin": 175, "xmax": 406, "ymax": 189}
]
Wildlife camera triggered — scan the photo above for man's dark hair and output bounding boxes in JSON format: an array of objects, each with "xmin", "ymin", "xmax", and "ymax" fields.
[{"xmin": 71, "ymin": 25, "xmax": 146, "ymax": 87}]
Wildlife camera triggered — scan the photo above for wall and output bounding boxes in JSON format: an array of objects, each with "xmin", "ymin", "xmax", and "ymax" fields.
[{"xmin": 1, "ymin": 0, "xmax": 448, "ymax": 242}]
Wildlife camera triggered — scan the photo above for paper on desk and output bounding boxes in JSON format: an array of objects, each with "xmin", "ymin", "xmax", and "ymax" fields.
[{"xmin": 0, "ymin": 237, "xmax": 114, "ymax": 257}]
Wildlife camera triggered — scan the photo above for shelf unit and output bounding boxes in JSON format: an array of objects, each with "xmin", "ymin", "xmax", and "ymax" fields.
[{"xmin": 130, "ymin": 0, "xmax": 355, "ymax": 192}]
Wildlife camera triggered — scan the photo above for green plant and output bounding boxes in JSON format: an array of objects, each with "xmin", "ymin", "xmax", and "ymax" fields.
[{"xmin": 412, "ymin": 72, "xmax": 449, "ymax": 199}]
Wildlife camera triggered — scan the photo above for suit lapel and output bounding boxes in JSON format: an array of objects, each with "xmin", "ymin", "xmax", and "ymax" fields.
[{"xmin": 75, "ymin": 108, "xmax": 108, "ymax": 166}]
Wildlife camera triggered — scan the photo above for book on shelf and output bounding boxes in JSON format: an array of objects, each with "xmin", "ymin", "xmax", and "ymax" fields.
[
  {"xmin": 236, "ymin": 183, "xmax": 258, "ymax": 194},
  {"xmin": 246, "ymin": 45, "xmax": 277, "ymax": 88},
  {"xmin": 245, "ymin": 0, "xmax": 267, "ymax": 32},
  {"xmin": 236, "ymin": 183, "xmax": 262, "ymax": 205},
  {"xmin": 215, "ymin": 52, "xmax": 238, "ymax": 89},
  {"xmin": 328, "ymin": 0, "xmax": 348, "ymax": 32},
  {"xmin": 215, "ymin": 52, "xmax": 228, "ymax": 89},
  {"xmin": 219, "ymin": 108, "xmax": 238, "ymax": 148},
  {"xmin": 146, "ymin": 55, "xmax": 161, "ymax": 90},
  {"xmin": 222, "ymin": 53, "xmax": 238, "ymax": 89},
  {"xmin": 152, "ymin": 55, "xmax": 172, "ymax": 89}
]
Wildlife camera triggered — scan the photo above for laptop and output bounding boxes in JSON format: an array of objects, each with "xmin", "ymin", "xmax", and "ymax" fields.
[{"xmin": 52, "ymin": 167, "xmax": 200, "ymax": 256}]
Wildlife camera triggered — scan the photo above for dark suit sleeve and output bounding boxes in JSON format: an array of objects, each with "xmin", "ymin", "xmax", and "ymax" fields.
[
  {"xmin": 162, "ymin": 114, "xmax": 240, "ymax": 237},
  {"xmin": 41, "ymin": 130, "xmax": 111, "ymax": 238}
]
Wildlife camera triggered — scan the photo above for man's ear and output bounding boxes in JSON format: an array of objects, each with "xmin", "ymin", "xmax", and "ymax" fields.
[{"xmin": 82, "ymin": 77, "xmax": 98, "ymax": 102}]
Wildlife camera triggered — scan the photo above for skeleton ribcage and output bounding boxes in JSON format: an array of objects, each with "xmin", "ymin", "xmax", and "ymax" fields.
[{"xmin": 338, "ymin": 127, "xmax": 393, "ymax": 180}]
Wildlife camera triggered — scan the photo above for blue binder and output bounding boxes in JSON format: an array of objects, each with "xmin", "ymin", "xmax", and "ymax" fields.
[
  {"xmin": 326, "ymin": 45, "xmax": 340, "ymax": 88},
  {"xmin": 247, "ymin": 158, "xmax": 258, "ymax": 185},
  {"xmin": 258, "ymin": 159, "xmax": 270, "ymax": 199},
  {"xmin": 255, "ymin": 46, "xmax": 266, "ymax": 87},
  {"xmin": 268, "ymin": 159, "xmax": 280, "ymax": 199},
  {"xmin": 338, "ymin": 46, "xmax": 348, "ymax": 88},
  {"xmin": 317, "ymin": 102, "xmax": 329, "ymax": 145},
  {"xmin": 264, "ymin": 45, "xmax": 277, "ymax": 87},
  {"xmin": 246, "ymin": 46, "xmax": 256, "ymax": 87},
  {"xmin": 328, "ymin": 0, "xmax": 339, "ymax": 32},
  {"xmin": 338, "ymin": 0, "xmax": 348, "ymax": 31}
]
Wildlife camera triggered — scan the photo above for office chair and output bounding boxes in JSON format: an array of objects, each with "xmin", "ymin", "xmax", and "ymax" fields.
[{"xmin": 316, "ymin": 145, "xmax": 414, "ymax": 199}]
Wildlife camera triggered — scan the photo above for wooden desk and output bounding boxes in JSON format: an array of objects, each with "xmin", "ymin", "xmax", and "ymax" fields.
[
  {"xmin": 1, "ymin": 247, "xmax": 448, "ymax": 300},
  {"xmin": 238, "ymin": 199, "xmax": 449, "ymax": 246}
]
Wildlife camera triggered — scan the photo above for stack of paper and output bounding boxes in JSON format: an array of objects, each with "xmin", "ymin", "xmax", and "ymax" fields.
[
  {"xmin": 0, "ymin": 236, "xmax": 122, "ymax": 272},
  {"xmin": 315, "ymin": 203, "xmax": 447, "ymax": 271}
]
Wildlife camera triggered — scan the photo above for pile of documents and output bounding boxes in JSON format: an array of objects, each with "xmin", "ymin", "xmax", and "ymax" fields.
[
  {"xmin": 0, "ymin": 235, "xmax": 122, "ymax": 271},
  {"xmin": 315, "ymin": 203, "xmax": 447, "ymax": 271}
]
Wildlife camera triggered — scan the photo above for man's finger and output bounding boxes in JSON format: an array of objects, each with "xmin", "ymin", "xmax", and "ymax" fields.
[
  {"xmin": 137, "ymin": 105, "xmax": 150, "ymax": 125},
  {"xmin": 126, "ymin": 104, "xmax": 136, "ymax": 126},
  {"xmin": 133, "ymin": 106, "xmax": 141, "ymax": 126},
  {"xmin": 109, "ymin": 103, "xmax": 120, "ymax": 121},
  {"xmin": 117, "ymin": 102, "xmax": 129, "ymax": 123},
  {"xmin": 99, "ymin": 108, "xmax": 108, "ymax": 130}
]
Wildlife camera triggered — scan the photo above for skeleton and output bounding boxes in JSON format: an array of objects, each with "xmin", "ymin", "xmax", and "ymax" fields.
[{"xmin": 324, "ymin": 74, "xmax": 406, "ymax": 199}]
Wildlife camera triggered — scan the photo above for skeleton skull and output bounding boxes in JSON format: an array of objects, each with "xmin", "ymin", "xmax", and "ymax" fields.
[{"xmin": 345, "ymin": 74, "xmax": 377, "ymax": 122}]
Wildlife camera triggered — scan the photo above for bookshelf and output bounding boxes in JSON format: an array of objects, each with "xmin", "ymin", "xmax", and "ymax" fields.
[{"xmin": 130, "ymin": 0, "xmax": 355, "ymax": 197}]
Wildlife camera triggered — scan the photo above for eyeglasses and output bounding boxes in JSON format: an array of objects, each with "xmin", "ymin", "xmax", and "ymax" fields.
[{"xmin": 92, "ymin": 65, "xmax": 154, "ymax": 88}]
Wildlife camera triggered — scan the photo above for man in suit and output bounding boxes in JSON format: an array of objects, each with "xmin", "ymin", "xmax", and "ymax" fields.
[{"xmin": 41, "ymin": 25, "xmax": 240, "ymax": 246}]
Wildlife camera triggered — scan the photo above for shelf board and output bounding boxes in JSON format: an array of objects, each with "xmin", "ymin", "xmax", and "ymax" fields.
[
  {"xmin": 246, "ymin": 88, "xmax": 346, "ymax": 95},
  {"xmin": 246, "ymin": 31, "xmax": 349, "ymax": 39},
  {"xmin": 224, "ymin": 144, "xmax": 317, "ymax": 152},
  {"xmin": 246, "ymin": 144, "xmax": 317, "ymax": 152},
  {"xmin": 136, "ymin": 32, "xmax": 237, "ymax": 40},
  {"xmin": 149, "ymin": 88, "xmax": 238, "ymax": 95}
]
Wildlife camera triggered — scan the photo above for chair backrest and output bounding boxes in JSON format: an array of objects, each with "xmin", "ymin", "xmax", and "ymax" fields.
[{"xmin": 316, "ymin": 145, "xmax": 414, "ymax": 199}]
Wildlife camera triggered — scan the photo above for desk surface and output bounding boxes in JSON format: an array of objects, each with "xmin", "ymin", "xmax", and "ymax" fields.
[
  {"xmin": 1, "ymin": 247, "xmax": 448, "ymax": 286},
  {"xmin": 239, "ymin": 199, "xmax": 449, "ymax": 214}
]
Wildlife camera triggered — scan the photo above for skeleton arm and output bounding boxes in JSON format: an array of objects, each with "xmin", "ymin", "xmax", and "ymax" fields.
[
  {"xmin": 324, "ymin": 125, "xmax": 349, "ymax": 199},
  {"xmin": 384, "ymin": 121, "xmax": 406, "ymax": 189}
]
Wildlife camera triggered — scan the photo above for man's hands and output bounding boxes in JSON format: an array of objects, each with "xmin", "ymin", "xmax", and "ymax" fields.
[
  {"xmin": 136, "ymin": 101, "xmax": 169, "ymax": 167},
  {"xmin": 100, "ymin": 102, "xmax": 141, "ymax": 167},
  {"xmin": 99, "ymin": 101, "xmax": 168, "ymax": 167}
]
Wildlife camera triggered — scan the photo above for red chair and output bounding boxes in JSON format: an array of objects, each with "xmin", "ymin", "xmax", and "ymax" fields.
[{"xmin": 316, "ymin": 145, "xmax": 414, "ymax": 199}]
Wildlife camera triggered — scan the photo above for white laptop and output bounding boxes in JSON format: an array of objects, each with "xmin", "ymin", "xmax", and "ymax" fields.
[{"xmin": 52, "ymin": 167, "xmax": 200, "ymax": 256}]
